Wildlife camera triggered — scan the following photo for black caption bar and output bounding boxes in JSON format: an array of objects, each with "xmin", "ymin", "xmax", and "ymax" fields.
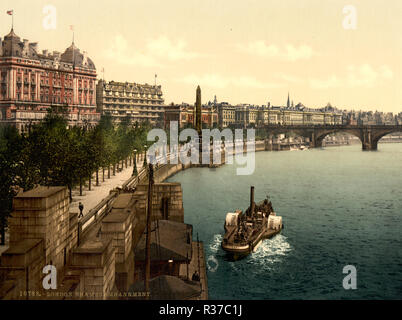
[{"xmin": 0, "ymin": 300, "xmax": 400, "ymax": 319}]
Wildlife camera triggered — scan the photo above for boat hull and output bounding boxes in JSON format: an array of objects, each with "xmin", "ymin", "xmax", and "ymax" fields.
[{"xmin": 221, "ymin": 225, "xmax": 283, "ymax": 256}]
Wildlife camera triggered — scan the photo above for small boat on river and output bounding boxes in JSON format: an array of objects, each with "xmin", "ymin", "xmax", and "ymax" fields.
[{"xmin": 221, "ymin": 186, "xmax": 283, "ymax": 257}]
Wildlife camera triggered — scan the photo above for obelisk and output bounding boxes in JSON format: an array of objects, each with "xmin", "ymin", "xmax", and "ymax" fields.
[
  {"xmin": 195, "ymin": 85, "xmax": 202, "ymax": 134},
  {"xmin": 195, "ymin": 86, "xmax": 202, "ymax": 164}
]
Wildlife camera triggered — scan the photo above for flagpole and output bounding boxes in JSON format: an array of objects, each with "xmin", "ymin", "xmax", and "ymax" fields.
[{"xmin": 10, "ymin": 11, "xmax": 14, "ymax": 58}]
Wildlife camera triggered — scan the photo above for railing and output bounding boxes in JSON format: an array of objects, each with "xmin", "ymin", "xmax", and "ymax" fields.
[
  {"xmin": 122, "ymin": 166, "xmax": 148, "ymax": 189},
  {"xmin": 77, "ymin": 155, "xmax": 174, "ymax": 243},
  {"xmin": 79, "ymin": 190, "xmax": 118, "ymax": 233}
]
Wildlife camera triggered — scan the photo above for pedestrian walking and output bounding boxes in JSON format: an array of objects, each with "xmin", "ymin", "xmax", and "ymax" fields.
[{"xmin": 78, "ymin": 202, "xmax": 84, "ymax": 219}]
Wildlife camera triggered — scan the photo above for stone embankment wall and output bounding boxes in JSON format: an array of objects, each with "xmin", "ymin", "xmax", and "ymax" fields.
[{"xmin": 0, "ymin": 186, "xmax": 78, "ymax": 299}]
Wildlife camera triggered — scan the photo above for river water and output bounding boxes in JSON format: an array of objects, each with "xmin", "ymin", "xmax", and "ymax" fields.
[{"xmin": 166, "ymin": 143, "xmax": 402, "ymax": 299}]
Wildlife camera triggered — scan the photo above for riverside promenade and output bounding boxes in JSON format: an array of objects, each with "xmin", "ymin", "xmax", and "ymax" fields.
[{"xmin": 69, "ymin": 154, "xmax": 145, "ymax": 217}]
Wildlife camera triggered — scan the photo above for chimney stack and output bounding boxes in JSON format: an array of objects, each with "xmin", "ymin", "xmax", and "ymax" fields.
[
  {"xmin": 250, "ymin": 186, "xmax": 255, "ymax": 215},
  {"xmin": 30, "ymin": 42, "xmax": 38, "ymax": 52}
]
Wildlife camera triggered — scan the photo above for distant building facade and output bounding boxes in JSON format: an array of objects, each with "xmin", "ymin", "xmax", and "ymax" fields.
[
  {"xmin": 0, "ymin": 28, "xmax": 99, "ymax": 131},
  {"xmin": 235, "ymin": 104, "xmax": 259, "ymax": 127},
  {"xmin": 216, "ymin": 102, "xmax": 236, "ymax": 128},
  {"xmin": 164, "ymin": 103, "xmax": 218, "ymax": 129},
  {"xmin": 233, "ymin": 102, "xmax": 343, "ymax": 128},
  {"xmin": 342, "ymin": 109, "xmax": 402, "ymax": 126},
  {"xmin": 208, "ymin": 94, "xmax": 402, "ymax": 128},
  {"xmin": 96, "ymin": 80, "xmax": 165, "ymax": 126}
]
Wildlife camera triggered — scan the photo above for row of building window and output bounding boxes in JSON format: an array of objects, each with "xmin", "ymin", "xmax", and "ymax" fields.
[
  {"xmin": 3, "ymin": 68, "xmax": 93, "ymax": 85},
  {"xmin": 104, "ymin": 92, "xmax": 161, "ymax": 98},
  {"xmin": 104, "ymin": 100, "xmax": 162, "ymax": 105},
  {"xmin": 103, "ymin": 105, "xmax": 163, "ymax": 111},
  {"xmin": 7, "ymin": 94, "xmax": 93, "ymax": 105}
]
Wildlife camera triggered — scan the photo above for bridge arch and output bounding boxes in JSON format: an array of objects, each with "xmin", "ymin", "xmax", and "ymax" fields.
[
  {"xmin": 314, "ymin": 129, "xmax": 362, "ymax": 148},
  {"xmin": 371, "ymin": 130, "xmax": 402, "ymax": 148}
]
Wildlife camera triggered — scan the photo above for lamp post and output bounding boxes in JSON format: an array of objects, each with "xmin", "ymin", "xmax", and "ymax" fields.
[
  {"xmin": 144, "ymin": 162, "xmax": 154, "ymax": 298},
  {"xmin": 143, "ymin": 145, "xmax": 148, "ymax": 167},
  {"xmin": 132, "ymin": 149, "xmax": 138, "ymax": 177}
]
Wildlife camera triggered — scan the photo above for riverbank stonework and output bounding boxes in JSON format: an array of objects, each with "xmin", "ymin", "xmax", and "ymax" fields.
[
  {"xmin": 0, "ymin": 187, "xmax": 78, "ymax": 299},
  {"xmin": 134, "ymin": 183, "xmax": 184, "ymax": 223},
  {"xmin": 9, "ymin": 186, "xmax": 71, "ymax": 270},
  {"xmin": 70, "ymin": 239, "xmax": 116, "ymax": 300}
]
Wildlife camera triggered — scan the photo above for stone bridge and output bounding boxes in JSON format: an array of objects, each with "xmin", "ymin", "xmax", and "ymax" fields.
[{"xmin": 262, "ymin": 124, "xmax": 402, "ymax": 150}]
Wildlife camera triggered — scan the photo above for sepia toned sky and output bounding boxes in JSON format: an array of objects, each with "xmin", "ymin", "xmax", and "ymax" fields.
[{"xmin": 1, "ymin": 0, "xmax": 402, "ymax": 112}]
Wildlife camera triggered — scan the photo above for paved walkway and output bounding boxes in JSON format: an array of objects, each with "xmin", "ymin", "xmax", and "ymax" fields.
[{"xmin": 70, "ymin": 155, "xmax": 145, "ymax": 216}]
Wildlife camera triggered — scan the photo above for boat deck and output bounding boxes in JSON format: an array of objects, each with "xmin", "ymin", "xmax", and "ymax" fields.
[{"xmin": 263, "ymin": 228, "xmax": 282, "ymax": 239}]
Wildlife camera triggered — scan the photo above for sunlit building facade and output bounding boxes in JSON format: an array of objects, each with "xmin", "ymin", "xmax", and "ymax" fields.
[
  {"xmin": 0, "ymin": 28, "xmax": 99, "ymax": 131},
  {"xmin": 96, "ymin": 80, "xmax": 165, "ymax": 127}
]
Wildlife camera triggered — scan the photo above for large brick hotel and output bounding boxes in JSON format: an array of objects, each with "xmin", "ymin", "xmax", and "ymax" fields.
[{"xmin": 0, "ymin": 28, "xmax": 100, "ymax": 131}]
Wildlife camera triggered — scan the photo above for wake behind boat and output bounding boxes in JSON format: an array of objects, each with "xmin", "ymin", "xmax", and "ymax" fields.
[{"xmin": 221, "ymin": 186, "xmax": 283, "ymax": 257}]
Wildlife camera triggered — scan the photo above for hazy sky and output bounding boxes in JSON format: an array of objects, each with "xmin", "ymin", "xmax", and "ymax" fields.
[{"xmin": 2, "ymin": 0, "xmax": 402, "ymax": 112}]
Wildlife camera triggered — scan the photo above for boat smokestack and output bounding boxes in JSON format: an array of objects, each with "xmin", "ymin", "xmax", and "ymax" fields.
[{"xmin": 250, "ymin": 186, "xmax": 255, "ymax": 215}]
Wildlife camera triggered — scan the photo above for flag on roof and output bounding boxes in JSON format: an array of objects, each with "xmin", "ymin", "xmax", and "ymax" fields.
[{"xmin": 7, "ymin": 10, "xmax": 13, "ymax": 15}]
